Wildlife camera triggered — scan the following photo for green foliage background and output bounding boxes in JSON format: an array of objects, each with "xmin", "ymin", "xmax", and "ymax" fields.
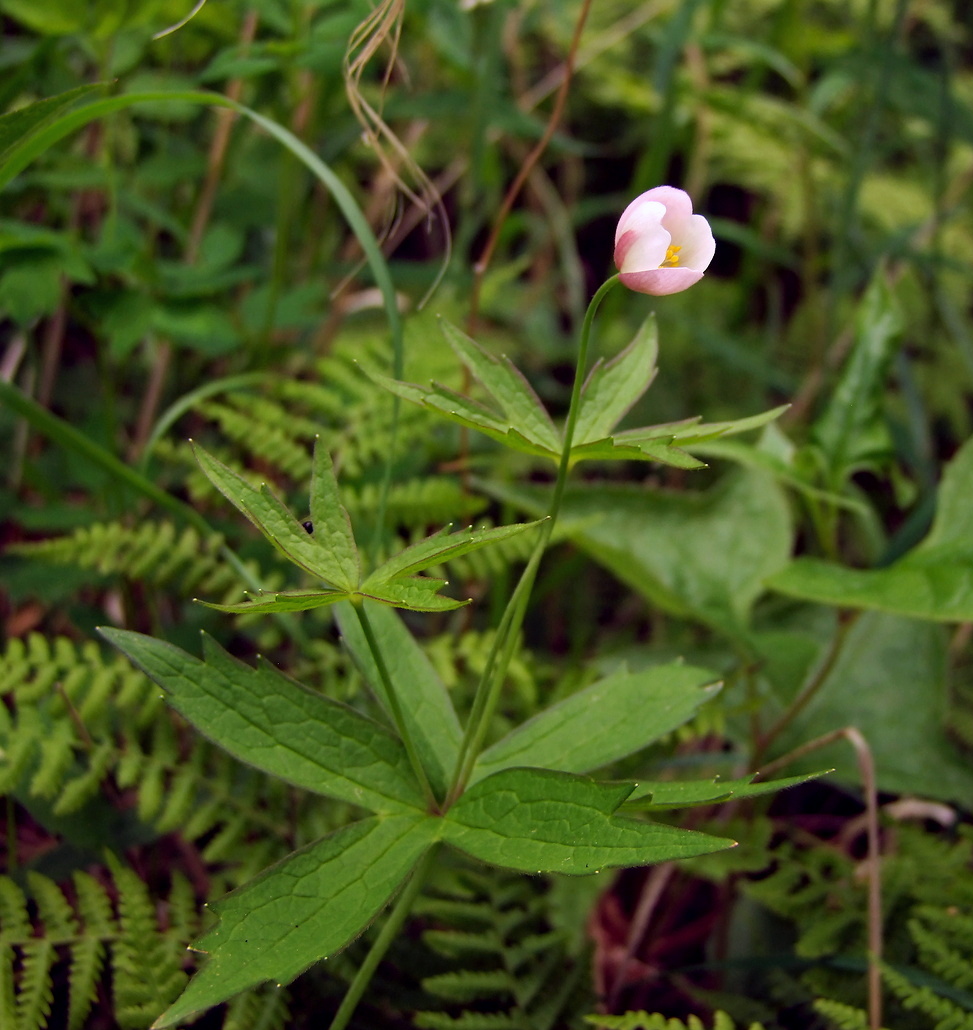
[{"xmin": 1, "ymin": 0, "xmax": 972, "ymax": 1028}]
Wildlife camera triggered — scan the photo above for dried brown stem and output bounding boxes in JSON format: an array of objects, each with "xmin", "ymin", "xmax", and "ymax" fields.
[
  {"xmin": 128, "ymin": 11, "xmax": 259, "ymax": 462},
  {"xmin": 466, "ymin": 0, "xmax": 593, "ymax": 336},
  {"xmin": 758, "ymin": 727, "xmax": 883, "ymax": 1030}
]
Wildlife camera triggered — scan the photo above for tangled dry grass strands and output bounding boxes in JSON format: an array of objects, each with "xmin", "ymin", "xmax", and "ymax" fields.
[
  {"xmin": 343, "ymin": 0, "xmax": 450, "ymax": 306},
  {"xmin": 466, "ymin": 0, "xmax": 593, "ymax": 335}
]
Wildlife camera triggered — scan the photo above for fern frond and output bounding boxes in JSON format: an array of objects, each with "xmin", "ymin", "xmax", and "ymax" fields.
[
  {"xmin": 67, "ymin": 937, "xmax": 106, "ymax": 1030},
  {"xmin": 910, "ymin": 913, "xmax": 973, "ymax": 992},
  {"xmin": 7, "ymin": 521, "xmax": 253, "ymax": 603},
  {"xmin": 111, "ymin": 862, "xmax": 189, "ymax": 1029},
  {"xmin": 880, "ymin": 961, "xmax": 973, "ymax": 1030},
  {"xmin": 16, "ymin": 939, "xmax": 56, "ymax": 1030},
  {"xmin": 0, "ymin": 866, "xmax": 199, "ymax": 1030},
  {"xmin": 0, "ymin": 635, "xmax": 304, "ymax": 889},
  {"xmin": 422, "ymin": 969, "xmax": 516, "ymax": 1004},
  {"xmin": 584, "ymin": 1011, "xmax": 762, "ymax": 1030},
  {"xmin": 414, "ymin": 1012, "xmax": 528, "ymax": 1029},
  {"xmin": 813, "ymin": 997, "xmax": 877, "ymax": 1030},
  {"xmin": 414, "ymin": 865, "xmax": 584, "ymax": 1030},
  {"xmin": 199, "ymin": 397, "xmax": 315, "ymax": 480},
  {"xmin": 223, "ymin": 983, "xmax": 291, "ymax": 1030}
]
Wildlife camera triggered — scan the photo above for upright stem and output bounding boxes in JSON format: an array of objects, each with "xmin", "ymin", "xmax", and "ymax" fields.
[
  {"xmin": 327, "ymin": 844, "xmax": 441, "ymax": 1030},
  {"xmin": 446, "ymin": 276, "xmax": 621, "ymax": 804},
  {"xmin": 354, "ymin": 601, "xmax": 438, "ymax": 811}
]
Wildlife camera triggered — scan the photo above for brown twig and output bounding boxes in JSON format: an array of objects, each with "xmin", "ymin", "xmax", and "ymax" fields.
[
  {"xmin": 466, "ymin": 0, "xmax": 594, "ymax": 337},
  {"xmin": 128, "ymin": 9, "xmax": 260, "ymax": 462},
  {"xmin": 605, "ymin": 861, "xmax": 676, "ymax": 1011},
  {"xmin": 758, "ymin": 727, "xmax": 883, "ymax": 1030},
  {"xmin": 752, "ymin": 609, "xmax": 860, "ymax": 767}
]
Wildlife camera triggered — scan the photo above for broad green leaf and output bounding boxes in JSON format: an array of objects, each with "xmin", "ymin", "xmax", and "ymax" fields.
[
  {"xmin": 767, "ymin": 436, "xmax": 973, "ymax": 622},
  {"xmin": 810, "ymin": 274, "xmax": 902, "ymax": 488},
  {"xmin": 440, "ymin": 319, "xmax": 560, "ymax": 452},
  {"xmin": 335, "ymin": 602, "xmax": 462, "ymax": 799},
  {"xmin": 0, "ymin": 86, "xmax": 106, "ymax": 170},
  {"xmin": 197, "ymin": 589, "xmax": 351, "ymax": 614},
  {"xmin": 761, "ymin": 612, "xmax": 973, "ymax": 802},
  {"xmin": 442, "ymin": 768, "xmax": 733, "ymax": 874},
  {"xmin": 472, "ymin": 662, "xmax": 722, "ymax": 783},
  {"xmin": 309, "ymin": 440, "xmax": 360, "ymax": 589},
  {"xmin": 153, "ymin": 814, "xmax": 440, "ymax": 1028},
  {"xmin": 363, "ymin": 519, "xmax": 545, "ymax": 584},
  {"xmin": 690, "ymin": 436, "xmax": 868, "ymax": 515},
  {"xmin": 622, "ymin": 770, "xmax": 827, "ymax": 810},
  {"xmin": 99, "ymin": 629, "xmax": 426, "ymax": 813},
  {"xmin": 765, "ymin": 549, "xmax": 973, "ymax": 622},
  {"xmin": 920, "ymin": 434, "xmax": 973, "ymax": 550},
  {"xmin": 492, "ymin": 466, "xmax": 792, "ymax": 637},
  {"xmin": 574, "ymin": 317, "xmax": 659, "ymax": 445},
  {"xmin": 362, "ymin": 577, "xmax": 470, "ymax": 612},
  {"xmin": 193, "ymin": 444, "xmax": 358, "ymax": 591}
]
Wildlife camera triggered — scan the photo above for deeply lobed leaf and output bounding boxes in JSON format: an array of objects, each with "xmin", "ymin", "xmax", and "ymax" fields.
[
  {"xmin": 152, "ymin": 815, "xmax": 440, "ymax": 1028},
  {"xmin": 442, "ymin": 768, "xmax": 734, "ymax": 875},
  {"xmin": 473, "ymin": 662, "xmax": 721, "ymax": 783},
  {"xmin": 99, "ymin": 628, "xmax": 426, "ymax": 813}
]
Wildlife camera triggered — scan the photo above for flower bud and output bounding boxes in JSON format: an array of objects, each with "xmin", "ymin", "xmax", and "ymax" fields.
[{"xmin": 614, "ymin": 186, "xmax": 715, "ymax": 295}]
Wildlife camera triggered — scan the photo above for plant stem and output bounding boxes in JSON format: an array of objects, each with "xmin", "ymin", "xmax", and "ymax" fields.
[
  {"xmin": 327, "ymin": 843, "xmax": 441, "ymax": 1030},
  {"xmin": 354, "ymin": 601, "xmax": 438, "ymax": 811},
  {"xmin": 753, "ymin": 609, "xmax": 860, "ymax": 767},
  {"xmin": 446, "ymin": 275, "xmax": 621, "ymax": 804},
  {"xmin": 756, "ymin": 727, "xmax": 883, "ymax": 1030}
]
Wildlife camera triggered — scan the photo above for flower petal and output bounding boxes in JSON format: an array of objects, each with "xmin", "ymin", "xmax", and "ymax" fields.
[
  {"xmin": 638, "ymin": 186, "xmax": 694, "ymax": 236},
  {"xmin": 675, "ymin": 213, "xmax": 716, "ymax": 272},
  {"xmin": 615, "ymin": 197, "xmax": 666, "ymax": 246},
  {"xmin": 619, "ymin": 267, "xmax": 704, "ymax": 297},
  {"xmin": 615, "ymin": 222, "xmax": 670, "ymax": 275}
]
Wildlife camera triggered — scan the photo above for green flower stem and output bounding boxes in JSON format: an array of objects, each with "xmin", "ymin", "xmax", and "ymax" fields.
[
  {"xmin": 446, "ymin": 275, "xmax": 621, "ymax": 804},
  {"xmin": 326, "ymin": 843, "xmax": 441, "ymax": 1030},
  {"xmin": 353, "ymin": 601, "xmax": 439, "ymax": 811}
]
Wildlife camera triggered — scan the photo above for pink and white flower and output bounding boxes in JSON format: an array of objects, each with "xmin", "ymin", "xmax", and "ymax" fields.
[{"xmin": 614, "ymin": 186, "xmax": 715, "ymax": 296}]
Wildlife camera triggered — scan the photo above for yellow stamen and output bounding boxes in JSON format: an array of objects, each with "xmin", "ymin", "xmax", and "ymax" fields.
[{"xmin": 661, "ymin": 244, "xmax": 682, "ymax": 268}]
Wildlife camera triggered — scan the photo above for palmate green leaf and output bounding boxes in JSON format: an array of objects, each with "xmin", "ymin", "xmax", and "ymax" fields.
[
  {"xmin": 197, "ymin": 589, "xmax": 351, "ymax": 614},
  {"xmin": 442, "ymin": 768, "xmax": 733, "ymax": 875},
  {"xmin": 574, "ymin": 317, "xmax": 659, "ymax": 445},
  {"xmin": 472, "ymin": 663, "xmax": 722, "ymax": 784},
  {"xmin": 336, "ymin": 602, "xmax": 462, "ymax": 800},
  {"xmin": 492, "ymin": 466, "xmax": 792, "ymax": 637},
  {"xmin": 98, "ymin": 628, "xmax": 426, "ymax": 813},
  {"xmin": 153, "ymin": 815, "xmax": 440, "ymax": 1028},
  {"xmin": 767, "ymin": 435, "xmax": 973, "ymax": 622},
  {"xmin": 440, "ymin": 319, "xmax": 561, "ymax": 452},
  {"xmin": 364, "ymin": 519, "xmax": 545, "ymax": 584},
  {"xmin": 192, "ymin": 443, "xmax": 359, "ymax": 591},
  {"xmin": 622, "ymin": 770, "xmax": 827, "ymax": 810}
]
